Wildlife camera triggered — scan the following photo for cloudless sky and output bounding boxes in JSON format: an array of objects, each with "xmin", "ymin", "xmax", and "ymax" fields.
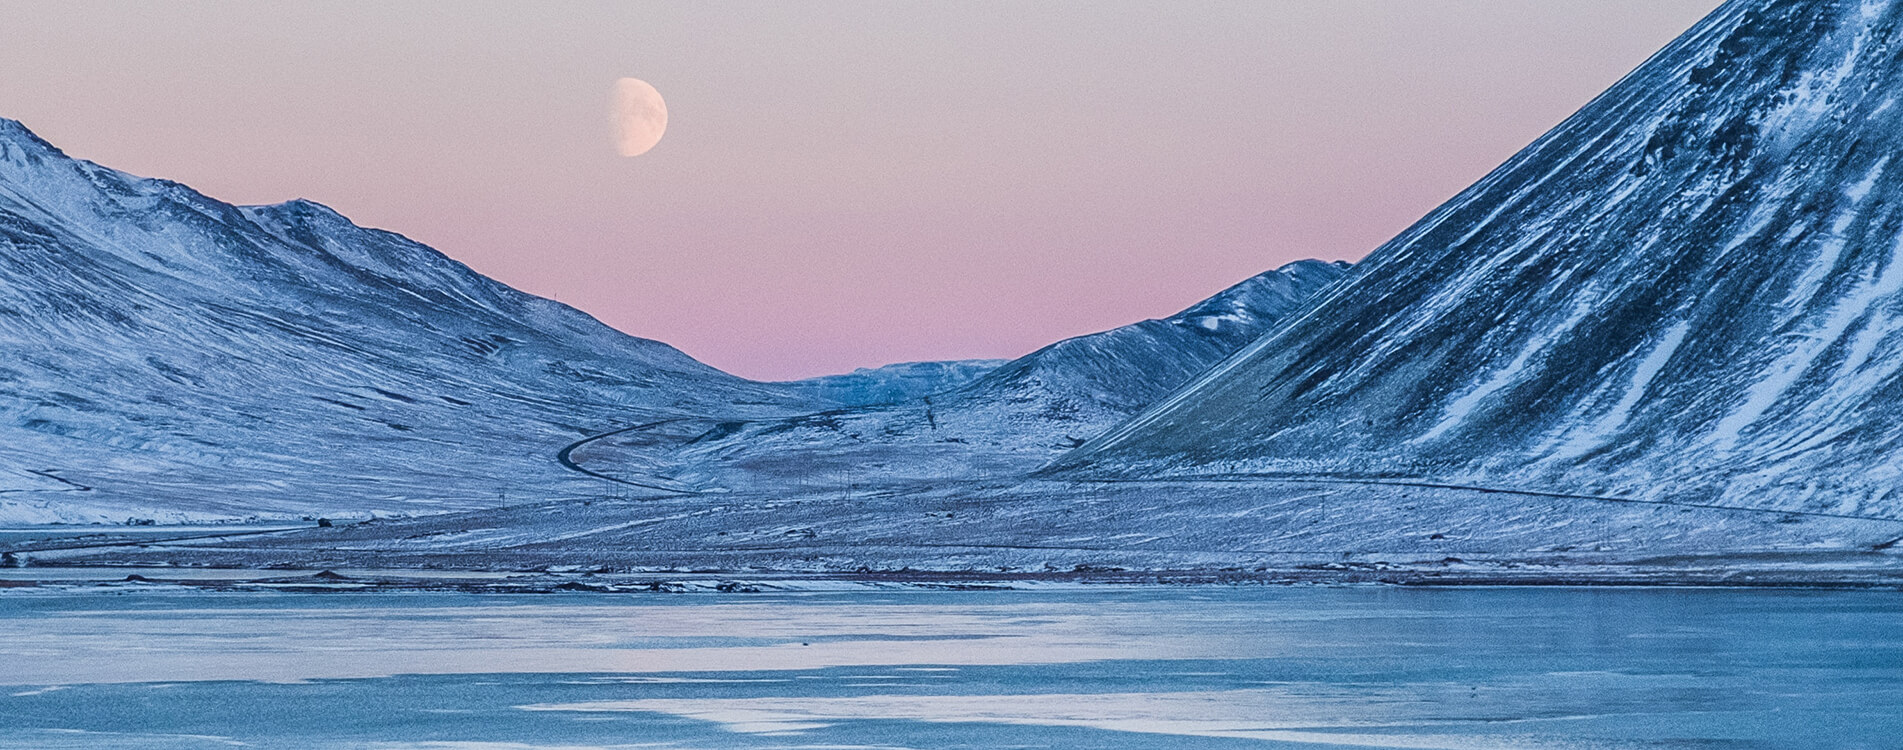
[{"xmin": 0, "ymin": 0, "xmax": 1723, "ymax": 380}]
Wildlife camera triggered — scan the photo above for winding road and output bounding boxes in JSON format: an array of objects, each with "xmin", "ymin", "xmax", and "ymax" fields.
[{"xmin": 555, "ymin": 418, "xmax": 702, "ymax": 495}]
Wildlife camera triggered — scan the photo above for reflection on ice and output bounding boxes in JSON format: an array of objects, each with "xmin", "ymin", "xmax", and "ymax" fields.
[
  {"xmin": 0, "ymin": 596, "xmax": 1251, "ymax": 685},
  {"xmin": 522, "ymin": 690, "xmax": 1643, "ymax": 749}
]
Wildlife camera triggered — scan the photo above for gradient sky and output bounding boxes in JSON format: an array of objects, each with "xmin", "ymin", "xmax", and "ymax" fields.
[{"xmin": 0, "ymin": 1, "xmax": 1723, "ymax": 380}]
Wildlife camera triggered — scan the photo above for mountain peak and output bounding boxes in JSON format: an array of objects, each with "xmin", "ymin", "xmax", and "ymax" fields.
[
  {"xmin": 1171, "ymin": 259, "xmax": 1351, "ymax": 329},
  {"xmin": 245, "ymin": 197, "xmax": 356, "ymax": 229},
  {"xmin": 0, "ymin": 116, "xmax": 45, "ymax": 142},
  {"xmin": 264, "ymin": 197, "xmax": 335, "ymax": 213},
  {"xmin": 0, "ymin": 118, "xmax": 71, "ymax": 165}
]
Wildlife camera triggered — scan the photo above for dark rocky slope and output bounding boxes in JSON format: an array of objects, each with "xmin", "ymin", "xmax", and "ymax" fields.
[{"xmin": 1065, "ymin": 0, "xmax": 1903, "ymax": 519}]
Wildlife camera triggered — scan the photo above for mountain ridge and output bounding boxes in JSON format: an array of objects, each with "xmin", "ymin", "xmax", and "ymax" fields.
[{"xmin": 0, "ymin": 117, "xmax": 814, "ymax": 523}]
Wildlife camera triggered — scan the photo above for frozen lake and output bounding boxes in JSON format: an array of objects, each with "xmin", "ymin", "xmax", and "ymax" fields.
[{"xmin": 0, "ymin": 586, "xmax": 1898, "ymax": 748}]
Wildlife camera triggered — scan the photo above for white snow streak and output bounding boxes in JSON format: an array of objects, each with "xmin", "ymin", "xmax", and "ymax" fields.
[
  {"xmin": 1415, "ymin": 296, "xmax": 1598, "ymax": 444},
  {"xmin": 1713, "ymin": 223, "xmax": 1903, "ymax": 449}
]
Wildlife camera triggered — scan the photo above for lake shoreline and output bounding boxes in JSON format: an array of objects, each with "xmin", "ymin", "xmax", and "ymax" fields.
[{"xmin": 8, "ymin": 561, "xmax": 1903, "ymax": 593}]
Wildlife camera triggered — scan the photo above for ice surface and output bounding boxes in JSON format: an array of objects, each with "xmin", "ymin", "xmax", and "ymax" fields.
[{"xmin": 1, "ymin": 588, "xmax": 1899, "ymax": 748}]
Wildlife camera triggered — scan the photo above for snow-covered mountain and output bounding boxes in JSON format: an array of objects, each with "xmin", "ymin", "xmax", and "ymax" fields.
[
  {"xmin": 1063, "ymin": 0, "xmax": 1903, "ymax": 519},
  {"xmin": 784, "ymin": 359, "xmax": 1008, "ymax": 407},
  {"xmin": 951, "ymin": 260, "xmax": 1351, "ymax": 423},
  {"xmin": 29, "ymin": 0, "xmax": 1903, "ymax": 582},
  {"xmin": 28, "ymin": 0, "xmax": 1903, "ymax": 580},
  {"xmin": 0, "ymin": 118, "xmax": 813, "ymax": 524},
  {"xmin": 0, "ymin": 113, "xmax": 1350, "ymax": 524},
  {"xmin": 569, "ymin": 260, "xmax": 1350, "ymax": 491}
]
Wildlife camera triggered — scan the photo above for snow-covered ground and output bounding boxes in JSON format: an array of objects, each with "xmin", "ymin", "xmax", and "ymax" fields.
[{"xmin": 30, "ymin": 473, "xmax": 1903, "ymax": 585}]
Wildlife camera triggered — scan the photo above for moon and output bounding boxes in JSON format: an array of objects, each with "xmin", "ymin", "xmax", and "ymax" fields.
[{"xmin": 612, "ymin": 78, "xmax": 668, "ymax": 157}]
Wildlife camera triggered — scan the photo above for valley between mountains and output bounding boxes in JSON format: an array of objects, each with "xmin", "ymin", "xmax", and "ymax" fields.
[{"xmin": 13, "ymin": 0, "xmax": 1903, "ymax": 586}]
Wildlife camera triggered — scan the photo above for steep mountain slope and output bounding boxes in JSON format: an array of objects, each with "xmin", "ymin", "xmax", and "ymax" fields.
[
  {"xmin": 783, "ymin": 359, "xmax": 1008, "ymax": 407},
  {"xmin": 1064, "ymin": 0, "xmax": 1903, "ymax": 518},
  {"xmin": 0, "ymin": 119, "xmax": 812, "ymax": 523},
  {"xmin": 569, "ymin": 260, "xmax": 1350, "ymax": 490}
]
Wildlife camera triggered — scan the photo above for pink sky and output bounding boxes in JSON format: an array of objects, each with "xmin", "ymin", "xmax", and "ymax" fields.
[{"xmin": 0, "ymin": 1, "xmax": 1722, "ymax": 380}]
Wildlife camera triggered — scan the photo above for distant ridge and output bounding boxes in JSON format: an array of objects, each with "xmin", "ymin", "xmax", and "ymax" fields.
[
  {"xmin": 610, "ymin": 259, "xmax": 1351, "ymax": 492},
  {"xmin": 785, "ymin": 359, "xmax": 1009, "ymax": 407},
  {"xmin": 946, "ymin": 259, "xmax": 1352, "ymax": 423}
]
